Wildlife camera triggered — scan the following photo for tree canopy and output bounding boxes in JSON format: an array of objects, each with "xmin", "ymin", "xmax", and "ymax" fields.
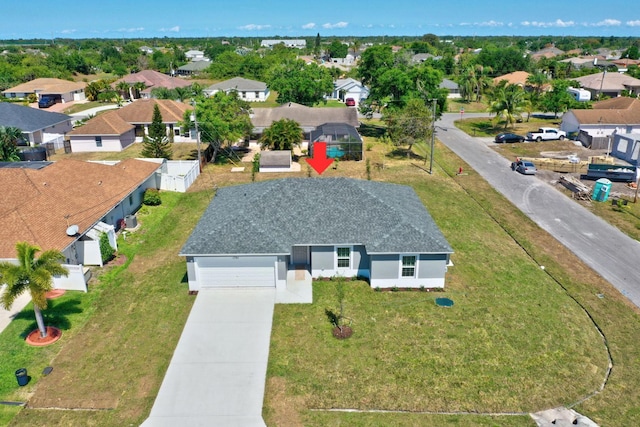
[
  {"xmin": 140, "ymin": 104, "xmax": 173, "ymax": 159},
  {"xmin": 384, "ymin": 98, "xmax": 435, "ymax": 157},
  {"xmin": 267, "ymin": 60, "xmax": 333, "ymax": 106},
  {"xmin": 0, "ymin": 126, "xmax": 25, "ymax": 161},
  {"xmin": 259, "ymin": 119, "xmax": 303, "ymax": 151}
]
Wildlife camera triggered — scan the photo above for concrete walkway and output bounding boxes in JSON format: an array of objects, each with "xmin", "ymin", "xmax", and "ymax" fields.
[
  {"xmin": 142, "ymin": 288, "xmax": 276, "ymax": 427},
  {"xmin": 0, "ymin": 290, "xmax": 32, "ymax": 334}
]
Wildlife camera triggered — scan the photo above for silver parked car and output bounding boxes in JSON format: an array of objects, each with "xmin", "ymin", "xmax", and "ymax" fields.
[{"xmin": 511, "ymin": 160, "xmax": 537, "ymax": 175}]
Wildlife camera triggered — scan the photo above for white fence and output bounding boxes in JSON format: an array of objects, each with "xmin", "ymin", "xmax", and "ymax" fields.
[{"xmin": 160, "ymin": 160, "xmax": 200, "ymax": 193}]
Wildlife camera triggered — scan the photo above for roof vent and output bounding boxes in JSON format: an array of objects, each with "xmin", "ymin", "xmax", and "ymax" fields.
[{"xmin": 66, "ymin": 224, "xmax": 79, "ymax": 236}]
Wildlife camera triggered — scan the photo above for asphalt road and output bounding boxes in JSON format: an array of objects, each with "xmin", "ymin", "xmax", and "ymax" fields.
[{"xmin": 436, "ymin": 113, "xmax": 640, "ymax": 308}]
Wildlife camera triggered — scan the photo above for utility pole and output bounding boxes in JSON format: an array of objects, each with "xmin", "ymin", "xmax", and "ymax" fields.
[
  {"xmin": 191, "ymin": 100, "xmax": 202, "ymax": 171},
  {"xmin": 429, "ymin": 98, "xmax": 437, "ymax": 175}
]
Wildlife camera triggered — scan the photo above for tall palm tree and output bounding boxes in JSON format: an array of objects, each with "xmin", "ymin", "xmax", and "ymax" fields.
[
  {"xmin": 116, "ymin": 81, "xmax": 131, "ymax": 100},
  {"xmin": 526, "ymin": 72, "xmax": 548, "ymax": 96},
  {"xmin": 133, "ymin": 82, "xmax": 146, "ymax": 99},
  {"xmin": 0, "ymin": 242, "xmax": 68, "ymax": 338},
  {"xmin": 0, "ymin": 126, "xmax": 25, "ymax": 161}
]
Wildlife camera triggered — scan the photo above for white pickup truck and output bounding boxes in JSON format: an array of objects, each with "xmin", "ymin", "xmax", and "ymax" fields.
[{"xmin": 526, "ymin": 127, "xmax": 566, "ymax": 142}]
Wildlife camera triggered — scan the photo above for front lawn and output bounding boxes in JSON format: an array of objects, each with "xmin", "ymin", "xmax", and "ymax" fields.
[{"xmin": 455, "ymin": 116, "xmax": 563, "ymax": 138}]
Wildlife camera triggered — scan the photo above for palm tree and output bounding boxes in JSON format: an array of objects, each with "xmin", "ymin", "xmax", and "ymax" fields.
[
  {"xmin": 260, "ymin": 119, "xmax": 303, "ymax": 151},
  {"xmin": 116, "ymin": 81, "xmax": 131, "ymax": 100},
  {"xmin": 488, "ymin": 82, "xmax": 526, "ymax": 130},
  {"xmin": 458, "ymin": 66, "xmax": 477, "ymax": 103},
  {"xmin": 526, "ymin": 72, "xmax": 548, "ymax": 96},
  {"xmin": 0, "ymin": 126, "xmax": 25, "ymax": 161},
  {"xmin": 0, "ymin": 242, "xmax": 68, "ymax": 338},
  {"xmin": 133, "ymin": 82, "xmax": 147, "ymax": 99}
]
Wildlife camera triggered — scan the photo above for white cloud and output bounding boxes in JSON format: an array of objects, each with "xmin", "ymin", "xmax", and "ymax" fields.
[
  {"xmin": 593, "ymin": 19, "xmax": 621, "ymax": 26},
  {"xmin": 520, "ymin": 19, "xmax": 574, "ymax": 28},
  {"xmin": 628, "ymin": 20, "xmax": 640, "ymax": 26},
  {"xmin": 160, "ymin": 26, "xmax": 180, "ymax": 32},
  {"xmin": 302, "ymin": 22, "xmax": 316, "ymax": 29},
  {"xmin": 478, "ymin": 20, "xmax": 504, "ymax": 27},
  {"xmin": 117, "ymin": 27, "xmax": 145, "ymax": 33},
  {"xmin": 238, "ymin": 24, "xmax": 271, "ymax": 31},
  {"xmin": 60, "ymin": 29, "xmax": 76, "ymax": 34},
  {"xmin": 322, "ymin": 21, "xmax": 348, "ymax": 29}
]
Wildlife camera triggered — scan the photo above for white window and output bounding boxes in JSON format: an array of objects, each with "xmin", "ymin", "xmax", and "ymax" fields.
[
  {"xmin": 336, "ymin": 247, "xmax": 351, "ymax": 269},
  {"xmin": 401, "ymin": 255, "xmax": 417, "ymax": 278}
]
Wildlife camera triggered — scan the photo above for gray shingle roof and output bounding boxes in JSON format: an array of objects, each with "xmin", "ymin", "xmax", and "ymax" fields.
[
  {"xmin": 180, "ymin": 178, "xmax": 453, "ymax": 256},
  {"xmin": 206, "ymin": 77, "xmax": 267, "ymax": 92},
  {"xmin": 0, "ymin": 103, "xmax": 71, "ymax": 132}
]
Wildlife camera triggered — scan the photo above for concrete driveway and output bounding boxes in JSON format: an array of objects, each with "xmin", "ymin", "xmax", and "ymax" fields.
[
  {"xmin": 142, "ymin": 288, "xmax": 275, "ymax": 427},
  {"xmin": 436, "ymin": 113, "xmax": 640, "ymax": 308}
]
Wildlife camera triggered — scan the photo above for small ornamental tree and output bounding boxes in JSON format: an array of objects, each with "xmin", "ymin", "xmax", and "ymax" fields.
[
  {"xmin": 259, "ymin": 119, "xmax": 303, "ymax": 151},
  {"xmin": 141, "ymin": 104, "xmax": 173, "ymax": 159},
  {"xmin": 99, "ymin": 232, "xmax": 115, "ymax": 263}
]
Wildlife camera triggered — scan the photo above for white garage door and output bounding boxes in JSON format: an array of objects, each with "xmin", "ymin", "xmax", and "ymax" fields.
[{"xmin": 195, "ymin": 256, "xmax": 276, "ymax": 288}]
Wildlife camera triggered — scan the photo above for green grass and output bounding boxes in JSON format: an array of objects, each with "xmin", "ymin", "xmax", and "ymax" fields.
[
  {"xmin": 61, "ymin": 101, "xmax": 112, "ymax": 114},
  {"xmin": 455, "ymin": 116, "xmax": 563, "ymax": 138}
]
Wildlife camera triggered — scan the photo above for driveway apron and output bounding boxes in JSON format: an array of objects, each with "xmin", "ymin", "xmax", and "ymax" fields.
[{"xmin": 142, "ymin": 288, "xmax": 275, "ymax": 427}]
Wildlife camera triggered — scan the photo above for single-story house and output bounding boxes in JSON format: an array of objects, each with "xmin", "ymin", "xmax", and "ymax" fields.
[
  {"xmin": 0, "ymin": 102, "xmax": 73, "ymax": 147},
  {"xmin": 561, "ymin": 97, "xmax": 640, "ymax": 141},
  {"xmin": 112, "ymin": 70, "xmax": 193, "ymax": 99},
  {"xmin": 259, "ymin": 150, "xmax": 292, "ymax": 172},
  {"xmin": 611, "ymin": 133, "xmax": 640, "ymax": 166},
  {"xmin": 439, "ymin": 78, "xmax": 461, "ymax": 99},
  {"xmin": 0, "ymin": 159, "xmax": 161, "ymax": 291},
  {"xmin": 251, "ymin": 103, "xmax": 360, "ymax": 145},
  {"xmin": 204, "ymin": 77, "xmax": 270, "ymax": 102},
  {"xmin": 68, "ymin": 99, "xmax": 194, "ymax": 152},
  {"xmin": 411, "ymin": 53, "xmax": 442, "ymax": 64},
  {"xmin": 185, "ymin": 50, "xmax": 206, "ymax": 61},
  {"xmin": 260, "ymin": 39, "xmax": 306, "ymax": 49},
  {"xmin": 329, "ymin": 78, "xmax": 369, "ymax": 106},
  {"xmin": 309, "ymin": 122, "xmax": 363, "ymax": 161},
  {"xmin": 492, "ymin": 71, "xmax": 531, "ymax": 88},
  {"xmin": 574, "ymin": 72, "xmax": 640, "ymax": 99},
  {"xmin": 180, "ymin": 178, "xmax": 453, "ymax": 291},
  {"xmin": 530, "ymin": 46, "xmax": 565, "ymax": 60},
  {"xmin": 139, "ymin": 46, "xmax": 154, "ymax": 54},
  {"xmin": 176, "ymin": 61, "xmax": 211, "ymax": 76},
  {"xmin": 2, "ymin": 78, "xmax": 86, "ymax": 104}
]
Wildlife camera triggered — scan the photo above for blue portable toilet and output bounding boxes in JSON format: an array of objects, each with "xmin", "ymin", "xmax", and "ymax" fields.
[{"xmin": 592, "ymin": 178, "xmax": 612, "ymax": 202}]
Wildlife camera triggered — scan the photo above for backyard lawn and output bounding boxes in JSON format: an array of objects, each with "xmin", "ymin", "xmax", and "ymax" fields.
[{"xmin": 3, "ymin": 133, "xmax": 640, "ymax": 426}]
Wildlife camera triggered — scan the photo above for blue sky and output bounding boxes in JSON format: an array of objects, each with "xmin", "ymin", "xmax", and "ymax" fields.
[{"xmin": 3, "ymin": 0, "xmax": 640, "ymax": 39}]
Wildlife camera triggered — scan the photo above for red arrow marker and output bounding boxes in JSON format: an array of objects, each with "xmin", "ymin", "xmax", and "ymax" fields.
[{"xmin": 306, "ymin": 142, "xmax": 334, "ymax": 175}]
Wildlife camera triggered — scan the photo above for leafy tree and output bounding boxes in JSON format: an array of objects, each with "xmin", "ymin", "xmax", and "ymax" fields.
[
  {"xmin": 370, "ymin": 67, "xmax": 413, "ymax": 109},
  {"xmin": 488, "ymin": 82, "xmax": 526, "ymax": 130},
  {"xmin": 0, "ymin": 126, "xmax": 25, "ymax": 161},
  {"xmin": 384, "ymin": 98, "xmax": 434, "ymax": 157},
  {"xmin": 99, "ymin": 233, "xmax": 115, "ymax": 264},
  {"xmin": 259, "ymin": 119, "xmax": 303, "ymax": 150},
  {"xmin": 267, "ymin": 60, "xmax": 333, "ymax": 106},
  {"xmin": 327, "ymin": 40, "xmax": 348, "ymax": 59},
  {"xmin": 540, "ymin": 79, "xmax": 580, "ymax": 118},
  {"xmin": 622, "ymin": 44, "xmax": 640, "ymax": 60},
  {"xmin": 140, "ymin": 104, "xmax": 173, "ymax": 159},
  {"xmin": 0, "ymin": 242, "xmax": 68, "ymax": 338},
  {"xmin": 358, "ymin": 45, "xmax": 394, "ymax": 87},
  {"xmin": 476, "ymin": 45, "xmax": 531, "ymax": 75},
  {"xmin": 195, "ymin": 91, "xmax": 252, "ymax": 162}
]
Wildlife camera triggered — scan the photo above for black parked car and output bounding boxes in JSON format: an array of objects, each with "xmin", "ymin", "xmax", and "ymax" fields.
[{"xmin": 494, "ymin": 132, "xmax": 525, "ymax": 143}]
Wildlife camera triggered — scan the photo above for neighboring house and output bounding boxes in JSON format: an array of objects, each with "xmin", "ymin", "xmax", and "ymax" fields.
[
  {"xmin": 0, "ymin": 102, "xmax": 72, "ymax": 147},
  {"xmin": 2, "ymin": 78, "xmax": 86, "ymax": 103},
  {"xmin": 439, "ymin": 78, "xmax": 461, "ymax": 98},
  {"xmin": 0, "ymin": 159, "xmax": 161, "ymax": 290},
  {"xmin": 559, "ymin": 56, "xmax": 605, "ymax": 70},
  {"xmin": 204, "ymin": 77, "xmax": 270, "ymax": 102},
  {"xmin": 251, "ymin": 102, "xmax": 360, "ymax": 144},
  {"xmin": 180, "ymin": 178, "xmax": 453, "ymax": 291},
  {"xmin": 259, "ymin": 150, "xmax": 292, "ymax": 172},
  {"xmin": 492, "ymin": 71, "xmax": 531, "ymax": 88},
  {"xmin": 309, "ymin": 122, "xmax": 363, "ymax": 161},
  {"xmin": 574, "ymin": 72, "xmax": 640, "ymax": 99},
  {"xmin": 530, "ymin": 46, "xmax": 565, "ymax": 60},
  {"xmin": 329, "ymin": 78, "xmax": 369, "ymax": 105},
  {"xmin": 112, "ymin": 70, "xmax": 192, "ymax": 99},
  {"xmin": 176, "ymin": 61, "xmax": 211, "ymax": 76},
  {"xmin": 411, "ymin": 53, "xmax": 442, "ymax": 63},
  {"xmin": 68, "ymin": 99, "xmax": 193, "ymax": 152},
  {"xmin": 561, "ymin": 97, "xmax": 640, "ymax": 147},
  {"xmin": 185, "ymin": 50, "xmax": 206, "ymax": 61},
  {"xmin": 611, "ymin": 133, "xmax": 640, "ymax": 166},
  {"xmin": 260, "ymin": 39, "xmax": 306, "ymax": 49},
  {"xmin": 140, "ymin": 46, "xmax": 154, "ymax": 54},
  {"xmin": 329, "ymin": 53, "xmax": 355, "ymax": 66}
]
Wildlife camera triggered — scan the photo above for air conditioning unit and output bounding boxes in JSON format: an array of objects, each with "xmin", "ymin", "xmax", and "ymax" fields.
[{"xmin": 125, "ymin": 214, "xmax": 138, "ymax": 229}]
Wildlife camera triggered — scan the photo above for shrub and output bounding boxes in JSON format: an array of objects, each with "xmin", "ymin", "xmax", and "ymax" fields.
[
  {"xmin": 143, "ymin": 188, "xmax": 162, "ymax": 206},
  {"xmin": 99, "ymin": 232, "xmax": 115, "ymax": 263}
]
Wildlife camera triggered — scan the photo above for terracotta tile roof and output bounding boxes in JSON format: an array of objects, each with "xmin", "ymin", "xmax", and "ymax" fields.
[
  {"xmin": 570, "ymin": 98, "xmax": 640, "ymax": 125},
  {"xmin": 2, "ymin": 78, "xmax": 86, "ymax": 95},
  {"xmin": 0, "ymin": 159, "xmax": 160, "ymax": 258},
  {"xmin": 112, "ymin": 70, "xmax": 192, "ymax": 93},
  {"xmin": 67, "ymin": 110, "xmax": 134, "ymax": 136}
]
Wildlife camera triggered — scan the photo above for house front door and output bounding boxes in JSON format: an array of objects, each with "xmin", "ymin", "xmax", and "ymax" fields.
[{"xmin": 291, "ymin": 246, "xmax": 309, "ymax": 267}]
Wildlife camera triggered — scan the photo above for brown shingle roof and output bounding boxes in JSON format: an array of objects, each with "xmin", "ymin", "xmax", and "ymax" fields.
[
  {"xmin": 493, "ymin": 71, "xmax": 531, "ymax": 86},
  {"xmin": 0, "ymin": 159, "xmax": 160, "ymax": 258},
  {"xmin": 1, "ymin": 78, "xmax": 86, "ymax": 95},
  {"xmin": 67, "ymin": 110, "xmax": 134, "ymax": 136},
  {"xmin": 115, "ymin": 98, "xmax": 190, "ymax": 124},
  {"xmin": 575, "ymin": 72, "xmax": 640, "ymax": 92},
  {"xmin": 113, "ymin": 70, "xmax": 192, "ymax": 93},
  {"xmin": 570, "ymin": 98, "xmax": 640, "ymax": 125},
  {"xmin": 251, "ymin": 103, "xmax": 359, "ymax": 131}
]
